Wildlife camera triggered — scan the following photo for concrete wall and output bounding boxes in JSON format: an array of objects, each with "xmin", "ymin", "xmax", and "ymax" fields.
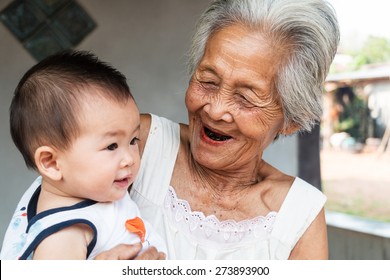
[
  {"xmin": 327, "ymin": 211, "xmax": 390, "ymax": 259},
  {"xmin": 0, "ymin": 0, "xmax": 297, "ymax": 246}
]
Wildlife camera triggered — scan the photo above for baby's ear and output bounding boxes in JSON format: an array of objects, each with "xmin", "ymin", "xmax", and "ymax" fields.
[{"xmin": 34, "ymin": 146, "xmax": 62, "ymax": 181}]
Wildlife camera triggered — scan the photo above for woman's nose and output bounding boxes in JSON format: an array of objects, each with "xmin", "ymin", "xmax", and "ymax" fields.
[{"xmin": 203, "ymin": 96, "xmax": 233, "ymax": 123}]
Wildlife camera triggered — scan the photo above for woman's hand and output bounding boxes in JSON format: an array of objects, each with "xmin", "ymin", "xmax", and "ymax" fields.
[
  {"xmin": 134, "ymin": 246, "xmax": 166, "ymax": 260},
  {"xmin": 94, "ymin": 243, "xmax": 166, "ymax": 260}
]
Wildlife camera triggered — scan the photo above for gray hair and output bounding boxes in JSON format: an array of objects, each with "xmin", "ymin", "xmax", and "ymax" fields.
[{"xmin": 188, "ymin": 0, "xmax": 339, "ymax": 132}]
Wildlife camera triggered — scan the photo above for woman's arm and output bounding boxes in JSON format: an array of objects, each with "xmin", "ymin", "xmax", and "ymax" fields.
[{"xmin": 288, "ymin": 208, "xmax": 328, "ymax": 260}]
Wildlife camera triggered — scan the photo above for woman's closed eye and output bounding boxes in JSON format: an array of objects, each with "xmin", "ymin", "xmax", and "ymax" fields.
[
  {"xmin": 235, "ymin": 92, "xmax": 255, "ymax": 108},
  {"xmin": 130, "ymin": 137, "xmax": 140, "ymax": 145},
  {"xmin": 201, "ymin": 81, "xmax": 218, "ymax": 90}
]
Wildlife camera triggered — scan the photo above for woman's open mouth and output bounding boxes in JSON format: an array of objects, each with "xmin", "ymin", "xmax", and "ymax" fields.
[{"xmin": 204, "ymin": 126, "xmax": 232, "ymax": 142}]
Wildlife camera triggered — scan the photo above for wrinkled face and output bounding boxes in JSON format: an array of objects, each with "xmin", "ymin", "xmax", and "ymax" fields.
[
  {"xmin": 185, "ymin": 24, "xmax": 287, "ymax": 172},
  {"xmin": 57, "ymin": 91, "xmax": 140, "ymax": 202}
]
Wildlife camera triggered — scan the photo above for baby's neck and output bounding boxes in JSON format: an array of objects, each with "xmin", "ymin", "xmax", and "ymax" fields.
[{"xmin": 37, "ymin": 181, "xmax": 84, "ymax": 214}]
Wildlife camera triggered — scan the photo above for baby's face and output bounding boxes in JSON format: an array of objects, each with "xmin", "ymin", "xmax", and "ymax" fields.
[{"xmin": 56, "ymin": 92, "xmax": 140, "ymax": 202}]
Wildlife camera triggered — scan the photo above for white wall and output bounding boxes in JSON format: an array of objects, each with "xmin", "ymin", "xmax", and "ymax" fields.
[{"xmin": 0, "ymin": 0, "xmax": 297, "ymax": 246}]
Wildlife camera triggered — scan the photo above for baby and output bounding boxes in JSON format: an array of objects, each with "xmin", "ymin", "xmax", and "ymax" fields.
[{"xmin": 0, "ymin": 50, "xmax": 166, "ymax": 259}]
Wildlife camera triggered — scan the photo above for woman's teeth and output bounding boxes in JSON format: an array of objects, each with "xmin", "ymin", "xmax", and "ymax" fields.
[{"xmin": 204, "ymin": 127, "xmax": 231, "ymax": 141}]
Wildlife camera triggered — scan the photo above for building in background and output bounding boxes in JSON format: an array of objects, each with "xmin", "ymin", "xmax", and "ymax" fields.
[{"xmin": 323, "ymin": 64, "xmax": 390, "ymax": 154}]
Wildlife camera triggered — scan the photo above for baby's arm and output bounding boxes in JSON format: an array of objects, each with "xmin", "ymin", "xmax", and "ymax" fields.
[{"xmin": 33, "ymin": 223, "xmax": 93, "ymax": 260}]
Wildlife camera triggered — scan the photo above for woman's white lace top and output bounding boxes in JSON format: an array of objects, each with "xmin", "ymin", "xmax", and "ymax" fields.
[
  {"xmin": 165, "ymin": 185, "xmax": 277, "ymax": 244},
  {"xmin": 130, "ymin": 114, "xmax": 326, "ymax": 259}
]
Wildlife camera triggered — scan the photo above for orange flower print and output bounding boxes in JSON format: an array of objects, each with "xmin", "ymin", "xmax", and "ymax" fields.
[{"xmin": 125, "ymin": 217, "xmax": 146, "ymax": 243}]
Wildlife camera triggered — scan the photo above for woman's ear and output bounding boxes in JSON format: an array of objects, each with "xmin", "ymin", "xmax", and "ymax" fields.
[
  {"xmin": 279, "ymin": 122, "xmax": 300, "ymax": 136},
  {"xmin": 34, "ymin": 146, "xmax": 62, "ymax": 181}
]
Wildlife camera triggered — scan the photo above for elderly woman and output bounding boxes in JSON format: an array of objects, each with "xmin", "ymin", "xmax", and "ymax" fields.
[{"xmin": 128, "ymin": 0, "xmax": 339, "ymax": 259}]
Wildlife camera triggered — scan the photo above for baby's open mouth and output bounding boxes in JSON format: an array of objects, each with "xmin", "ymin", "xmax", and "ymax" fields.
[
  {"xmin": 114, "ymin": 178, "xmax": 129, "ymax": 186},
  {"xmin": 115, "ymin": 178, "xmax": 128, "ymax": 183},
  {"xmin": 204, "ymin": 127, "xmax": 232, "ymax": 141}
]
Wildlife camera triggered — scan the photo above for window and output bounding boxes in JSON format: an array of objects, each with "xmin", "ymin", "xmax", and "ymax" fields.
[{"xmin": 0, "ymin": 0, "xmax": 96, "ymax": 61}]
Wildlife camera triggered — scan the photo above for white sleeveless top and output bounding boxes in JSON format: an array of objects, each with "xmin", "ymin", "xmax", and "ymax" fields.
[
  {"xmin": 0, "ymin": 177, "xmax": 166, "ymax": 260},
  {"xmin": 130, "ymin": 114, "xmax": 326, "ymax": 259}
]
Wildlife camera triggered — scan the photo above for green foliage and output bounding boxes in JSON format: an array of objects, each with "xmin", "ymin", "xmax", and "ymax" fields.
[{"xmin": 349, "ymin": 36, "xmax": 390, "ymax": 70}]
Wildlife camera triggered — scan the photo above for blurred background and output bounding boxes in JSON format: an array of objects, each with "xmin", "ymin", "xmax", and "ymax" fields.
[
  {"xmin": 320, "ymin": 0, "xmax": 390, "ymax": 259},
  {"xmin": 0, "ymin": 0, "xmax": 389, "ymax": 259}
]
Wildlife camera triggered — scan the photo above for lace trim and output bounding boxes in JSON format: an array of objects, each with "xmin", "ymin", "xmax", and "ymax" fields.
[{"xmin": 165, "ymin": 186, "xmax": 277, "ymax": 244}]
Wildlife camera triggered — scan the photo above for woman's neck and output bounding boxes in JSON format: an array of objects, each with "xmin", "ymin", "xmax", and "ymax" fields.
[
  {"xmin": 182, "ymin": 153, "xmax": 269, "ymax": 220},
  {"xmin": 188, "ymin": 153, "xmax": 263, "ymax": 195}
]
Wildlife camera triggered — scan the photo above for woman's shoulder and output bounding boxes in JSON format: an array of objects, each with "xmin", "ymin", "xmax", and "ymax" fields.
[
  {"xmin": 258, "ymin": 161, "xmax": 295, "ymax": 212},
  {"xmin": 179, "ymin": 122, "xmax": 189, "ymax": 144},
  {"xmin": 259, "ymin": 160, "xmax": 326, "ymax": 214},
  {"xmin": 139, "ymin": 114, "xmax": 152, "ymax": 156},
  {"xmin": 139, "ymin": 114, "xmax": 184, "ymax": 155}
]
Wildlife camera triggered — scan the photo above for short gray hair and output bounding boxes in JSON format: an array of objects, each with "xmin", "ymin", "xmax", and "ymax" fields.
[{"xmin": 188, "ymin": 0, "xmax": 339, "ymax": 132}]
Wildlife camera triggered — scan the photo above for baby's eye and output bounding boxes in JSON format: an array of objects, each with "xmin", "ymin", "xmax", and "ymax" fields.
[
  {"xmin": 107, "ymin": 143, "xmax": 118, "ymax": 150},
  {"xmin": 130, "ymin": 137, "xmax": 140, "ymax": 145}
]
